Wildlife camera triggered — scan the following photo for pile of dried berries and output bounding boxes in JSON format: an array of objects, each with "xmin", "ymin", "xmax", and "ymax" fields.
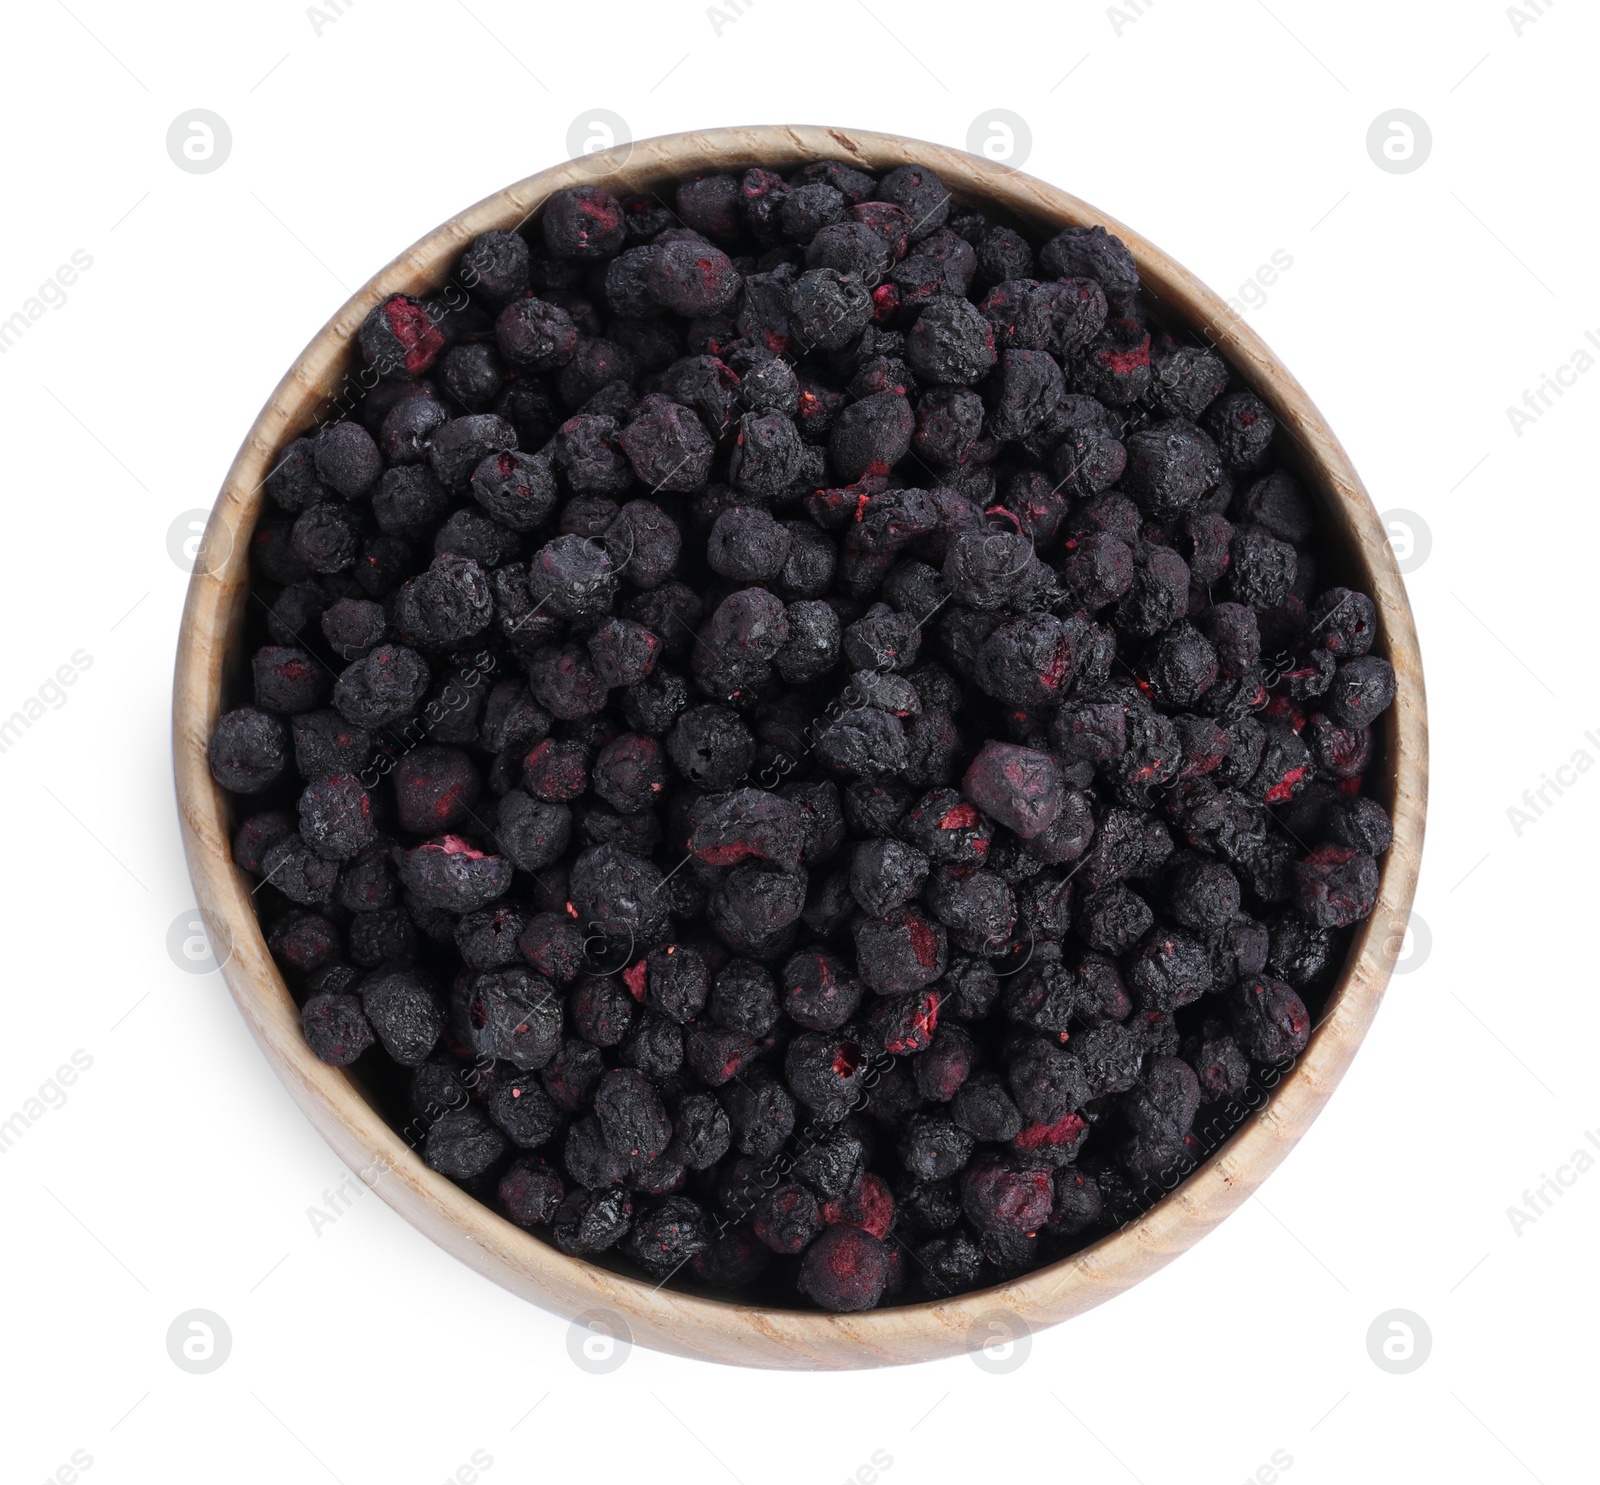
[{"xmin": 210, "ymin": 158, "xmax": 1394, "ymax": 1311}]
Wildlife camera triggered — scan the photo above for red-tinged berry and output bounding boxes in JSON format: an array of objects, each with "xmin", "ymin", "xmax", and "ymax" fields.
[
  {"xmin": 799, "ymin": 1222, "xmax": 889, "ymax": 1312},
  {"xmin": 300, "ymin": 993, "xmax": 373, "ymax": 1065},
  {"xmin": 500, "ymin": 1158, "xmax": 565, "ymax": 1227},
  {"xmin": 1230, "ymin": 975, "xmax": 1312, "ymax": 1061},
  {"xmin": 960, "ymin": 1153, "xmax": 1053, "ymax": 1237},
  {"xmin": 359, "ymin": 294, "xmax": 446, "ymax": 378},
  {"xmin": 1292, "ymin": 844, "xmax": 1379, "ymax": 928}
]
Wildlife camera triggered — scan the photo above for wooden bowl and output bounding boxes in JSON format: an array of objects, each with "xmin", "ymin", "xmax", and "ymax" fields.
[{"xmin": 173, "ymin": 124, "xmax": 1427, "ymax": 1369}]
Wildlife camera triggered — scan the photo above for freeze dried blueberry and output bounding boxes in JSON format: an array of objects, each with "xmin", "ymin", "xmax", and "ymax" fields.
[
  {"xmin": 1041, "ymin": 223, "xmax": 1139, "ymax": 306},
  {"xmin": 754, "ymin": 1183, "xmax": 824, "ymax": 1255},
  {"xmin": 259, "ymin": 835, "xmax": 339, "ymax": 905},
  {"xmin": 1233, "ymin": 469, "xmax": 1311, "ymax": 544},
  {"xmin": 1229, "ymin": 526, "xmax": 1298, "ymax": 610},
  {"xmin": 853, "ymin": 907, "xmax": 947, "ymax": 995},
  {"xmin": 569, "ymin": 843, "xmax": 671, "ymax": 944},
  {"xmin": 438, "ymin": 343, "xmax": 504, "ymax": 411},
  {"xmin": 789, "ymin": 267, "xmax": 872, "ymax": 352},
  {"xmin": 648, "ymin": 236, "xmax": 742, "ymax": 316},
  {"xmin": 626, "ymin": 1196, "xmax": 714, "ymax": 1277},
  {"xmin": 539, "ymin": 1038, "xmax": 603, "ymax": 1114},
  {"xmin": 551, "ymin": 413, "xmax": 632, "ymax": 494},
  {"xmin": 234, "ymin": 811, "xmax": 294, "ymax": 873},
  {"xmin": 210, "ymin": 707, "xmax": 289, "ymax": 793},
  {"xmin": 962, "ymin": 742, "xmax": 1065, "ymax": 839},
  {"xmin": 617, "ymin": 397, "xmax": 715, "ymax": 493},
  {"xmin": 494, "ymin": 792, "xmax": 572, "ymax": 872},
  {"xmin": 943, "ymin": 528, "xmax": 1045, "ymax": 612},
  {"xmin": 948, "ymin": 1072, "xmax": 1019, "ymax": 1143},
  {"xmin": 798, "ymin": 1222, "xmax": 889, "ymax": 1312},
  {"xmin": 1326, "ymin": 656, "xmax": 1396, "ymax": 729},
  {"xmin": 333, "ymin": 645, "xmax": 430, "ymax": 729},
  {"xmin": 543, "ymin": 185, "xmax": 626, "ymax": 259},
  {"xmin": 689, "ymin": 788, "xmax": 806, "ymax": 873},
  {"xmin": 453, "ymin": 903, "xmax": 529, "ymax": 973},
  {"xmin": 460, "ymin": 229, "xmax": 529, "ymax": 306},
  {"xmin": 907, "ymin": 296, "xmax": 997, "ymax": 386},
  {"xmin": 960, "ymin": 1153, "xmax": 1053, "ymax": 1237},
  {"xmin": 392, "ymin": 555, "xmax": 493, "ymax": 647},
  {"xmin": 485, "ymin": 1072, "xmax": 562, "ymax": 1150},
  {"xmin": 707, "ymin": 506, "xmax": 792, "ymax": 581},
  {"xmin": 907, "ymin": 1027, "xmax": 973, "ymax": 1105},
  {"xmin": 425, "ymin": 1105, "xmax": 506, "ymax": 1179},
  {"xmin": 668, "ymin": 705, "xmax": 754, "ymax": 789},
  {"xmin": 899, "ymin": 790, "xmax": 993, "ymax": 868},
  {"xmin": 721, "ymin": 1070, "xmax": 796, "ymax": 1159},
  {"xmin": 527, "ymin": 533, "xmax": 618, "ymax": 621},
  {"xmin": 1152, "ymin": 342, "xmax": 1228, "ymax": 420},
  {"xmin": 1310, "ymin": 587, "xmax": 1378, "ymax": 658},
  {"xmin": 1146, "ymin": 624, "xmax": 1219, "ymax": 707},
  {"xmin": 1293, "ymin": 845, "xmax": 1379, "ymax": 927},
  {"xmin": 778, "ymin": 949, "xmax": 860, "ymax": 1032},
  {"xmin": 467, "ymin": 450, "xmax": 557, "ymax": 532},
  {"xmin": 1324, "ymin": 795, "xmax": 1392, "ymax": 857},
  {"xmin": 784, "ymin": 182, "xmax": 851, "ymax": 243},
  {"xmin": 1130, "ymin": 928, "xmax": 1214, "ymax": 1012},
  {"xmin": 817, "ymin": 707, "xmax": 909, "ymax": 780},
  {"xmin": 359, "ymin": 295, "xmax": 446, "ymax": 379},
  {"xmin": 592, "ymin": 1068, "xmax": 673, "ymax": 1169},
  {"xmin": 1207, "ymin": 392, "xmax": 1276, "ymax": 471},
  {"xmin": 398, "ymin": 835, "xmax": 511, "ymax": 913},
  {"xmin": 430, "ymin": 413, "xmax": 518, "ymax": 492},
  {"xmin": 899, "ymin": 1113, "xmax": 974, "ymax": 1182},
  {"xmin": 301, "ymin": 993, "xmax": 373, "ymax": 1066},
  {"xmin": 1074, "ymin": 317, "xmax": 1151, "ymax": 405},
  {"xmin": 1169, "ymin": 860, "xmax": 1242, "ymax": 933},
  {"xmin": 675, "ymin": 172, "xmax": 745, "ymax": 242},
  {"xmin": 1078, "ymin": 885, "xmax": 1153, "ymax": 954},
  {"xmin": 974, "ymin": 615, "xmax": 1076, "ymax": 709},
  {"xmin": 849, "ymin": 837, "xmax": 929, "ymax": 918},
  {"xmin": 1188, "ymin": 1024, "xmax": 1252, "ymax": 1103},
  {"xmin": 297, "ymin": 774, "xmax": 376, "ymax": 862},
  {"xmin": 500, "ymin": 1159, "xmax": 565, "ymax": 1227},
  {"xmin": 984, "ymin": 349, "xmax": 1065, "ymax": 442},
  {"xmin": 708, "ymin": 860, "xmax": 807, "ymax": 954},
  {"xmin": 807, "ymin": 219, "xmax": 889, "ymax": 279},
  {"xmin": 1229, "ymin": 975, "xmax": 1311, "ymax": 1062},
  {"xmin": 362, "ymin": 967, "xmax": 443, "ymax": 1066},
  {"xmin": 250, "ymin": 646, "xmax": 326, "ymax": 715},
  {"xmin": 496, "ymin": 296, "xmax": 579, "ymax": 372},
  {"xmin": 290, "ymin": 502, "xmax": 362, "ymax": 576},
  {"xmin": 926, "ymin": 867, "xmax": 1015, "ymax": 955},
  {"xmin": 828, "ymin": 391, "xmax": 913, "ymax": 481},
  {"xmin": 1122, "ymin": 420, "xmax": 1222, "ymax": 517},
  {"xmin": 553, "ymin": 1187, "xmax": 633, "ymax": 1254},
  {"xmin": 591, "ymin": 734, "xmax": 667, "ymax": 814}
]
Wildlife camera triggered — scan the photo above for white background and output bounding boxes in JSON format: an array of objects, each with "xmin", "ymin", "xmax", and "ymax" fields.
[{"xmin": 0, "ymin": 1, "xmax": 1591, "ymax": 1481}]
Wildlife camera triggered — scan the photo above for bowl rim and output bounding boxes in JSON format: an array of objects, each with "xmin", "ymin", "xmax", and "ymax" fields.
[{"xmin": 172, "ymin": 123, "xmax": 1427, "ymax": 1370}]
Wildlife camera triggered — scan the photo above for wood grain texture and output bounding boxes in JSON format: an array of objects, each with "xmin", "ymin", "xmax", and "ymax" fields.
[{"xmin": 172, "ymin": 124, "xmax": 1427, "ymax": 1369}]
